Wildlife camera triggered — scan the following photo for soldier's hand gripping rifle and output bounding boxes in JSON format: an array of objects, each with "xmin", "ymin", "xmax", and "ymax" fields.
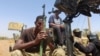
[{"xmin": 40, "ymin": 4, "xmax": 46, "ymax": 56}]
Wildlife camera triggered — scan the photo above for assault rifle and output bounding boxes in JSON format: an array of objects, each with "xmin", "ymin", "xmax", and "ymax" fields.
[{"xmin": 40, "ymin": 4, "xmax": 46, "ymax": 56}]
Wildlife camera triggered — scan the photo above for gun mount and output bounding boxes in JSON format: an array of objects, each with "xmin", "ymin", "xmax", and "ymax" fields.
[{"xmin": 54, "ymin": 0, "xmax": 100, "ymax": 18}]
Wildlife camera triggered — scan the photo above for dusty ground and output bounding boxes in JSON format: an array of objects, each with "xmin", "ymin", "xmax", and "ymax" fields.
[{"xmin": 0, "ymin": 40, "xmax": 14, "ymax": 56}]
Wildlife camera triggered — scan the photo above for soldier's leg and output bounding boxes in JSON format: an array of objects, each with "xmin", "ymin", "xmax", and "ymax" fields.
[
  {"xmin": 11, "ymin": 50, "xmax": 41, "ymax": 56},
  {"xmin": 53, "ymin": 26, "xmax": 63, "ymax": 46},
  {"xmin": 52, "ymin": 47, "xmax": 66, "ymax": 56},
  {"xmin": 25, "ymin": 52, "xmax": 40, "ymax": 56},
  {"xmin": 10, "ymin": 50, "xmax": 23, "ymax": 56}
]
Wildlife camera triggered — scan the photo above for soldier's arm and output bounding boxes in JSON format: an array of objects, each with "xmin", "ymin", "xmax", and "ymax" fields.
[
  {"xmin": 13, "ymin": 38, "xmax": 38, "ymax": 50},
  {"xmin": 74, "ymin": 42, "xmax": 95, "ymax": 53},
  {"xmin": 13, "ymin": 30, "xmax": 42, "ymax": 50}
]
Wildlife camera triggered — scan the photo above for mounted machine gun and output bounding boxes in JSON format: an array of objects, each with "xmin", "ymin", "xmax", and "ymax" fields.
[{"xmin": 54, "ymin": 0, "xmax": 100, "ymax": 56}]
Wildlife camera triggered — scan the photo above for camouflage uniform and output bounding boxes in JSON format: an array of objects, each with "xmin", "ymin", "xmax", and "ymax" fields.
[
  {"xmin": 52, "ymin": 47, "xmax": 66, "ymax": 56},
  {"xmin": 11, "ymin": 50, "xmax": 40, "ymax": 56},
  {"xmin": 11, "ymin": 47, "xmax": 66, "ymax": 56}
]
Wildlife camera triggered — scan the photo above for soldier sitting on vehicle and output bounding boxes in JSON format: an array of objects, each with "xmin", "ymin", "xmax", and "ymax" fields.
[
  {"xmin": 74, "ymin": 32, "xmax": 100, "ymax": 56},
  {"xmin": 48, "ymin": 9, "xmax": 65, "ymax": 47},
  {"xmin": 11, "ymin": 15, "xmax": 66, "ymax": 56}
]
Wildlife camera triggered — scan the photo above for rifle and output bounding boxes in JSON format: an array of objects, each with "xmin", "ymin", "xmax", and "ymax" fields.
[
  {"xmin": 40, "ymin": 4, "xmax": 46, "ymax": 56},
  {"xmin": 48, "ymin": 8, "xmax": 54, "ymax": 14}
]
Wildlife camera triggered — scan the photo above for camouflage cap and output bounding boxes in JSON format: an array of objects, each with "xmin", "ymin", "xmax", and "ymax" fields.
[{"xmin": 73, "ymin": 28, "xmax": 81, "ymax": 33}]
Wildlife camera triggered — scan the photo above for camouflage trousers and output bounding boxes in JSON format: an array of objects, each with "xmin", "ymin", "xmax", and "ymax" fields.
[
  {"xmin": 10, "ymin": 47, "xmax": 66, "ymax": 56},
  {"xmin": 11, "ymin": 50, "xmax": 40, "ymax": 56}
]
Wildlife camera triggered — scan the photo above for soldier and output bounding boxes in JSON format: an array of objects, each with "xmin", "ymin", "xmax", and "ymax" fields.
[
  {"xmin": 48, "ymin": 9, "xmax": 65, "ymax": 47},
  {"xmin": 73, "ymin": 29, "xmax": 85, "ymax": 56},
  {"xmin": 74, "ymin": 32, "xmax": 100, "ymax": 56},
  {"xmin": 11, "ymin": 15, "xmax": 66, "ymax": 56}
]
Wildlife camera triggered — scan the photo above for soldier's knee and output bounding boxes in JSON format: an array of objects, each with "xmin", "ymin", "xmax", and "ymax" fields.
[
  {"xmin": 52, "ymin": 48, "xmax": 66, "ymax": 56},
  {"xmin": 11, "ymin": 50, "xmax": 23, "ymax": 56}
]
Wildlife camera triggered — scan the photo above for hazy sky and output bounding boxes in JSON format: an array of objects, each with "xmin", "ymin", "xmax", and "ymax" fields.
[{"xmin": 0, "ymin": 0, "xmax": 100, "ymax": 38}]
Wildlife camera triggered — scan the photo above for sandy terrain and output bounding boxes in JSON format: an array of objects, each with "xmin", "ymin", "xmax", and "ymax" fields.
[{"xmin": 0, "ymin": 40, "xmax": 14, "ymax": 56}]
